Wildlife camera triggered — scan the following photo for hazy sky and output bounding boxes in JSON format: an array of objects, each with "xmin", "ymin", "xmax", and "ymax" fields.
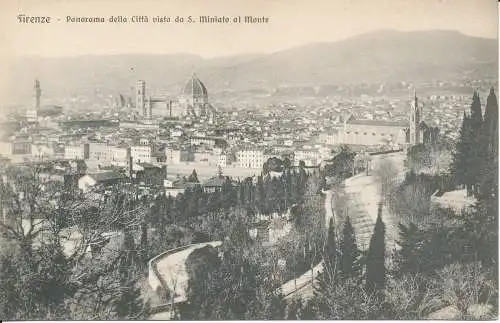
[{"xmin": 0, "ymin": 0, "xmax": 498, "ymax": 58}]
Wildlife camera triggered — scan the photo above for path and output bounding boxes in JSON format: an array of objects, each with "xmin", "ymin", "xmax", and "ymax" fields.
[
  {"xmin": 344, "ymin": 151, "xmax": 406, "ymax": 252},
  {"xmin": 154, "ymin": 241, "xmax": 222, "ymax": 303}
]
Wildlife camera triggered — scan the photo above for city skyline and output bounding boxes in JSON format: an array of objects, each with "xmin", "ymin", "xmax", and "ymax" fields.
[{"xmin": 0, "ymin": 0, "xmax": 497, "ymax": 58}]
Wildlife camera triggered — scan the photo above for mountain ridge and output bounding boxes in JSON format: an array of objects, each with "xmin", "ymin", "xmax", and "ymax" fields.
[{"xmin": 2, "ymin": 29, "xmax": 497, "ymax": 104}]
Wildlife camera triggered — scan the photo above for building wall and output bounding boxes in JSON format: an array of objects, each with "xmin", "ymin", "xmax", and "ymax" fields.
[
  {"xmin": 26, "ymin": 110, "xmax": 38, "ymax": 122},
  {"xmin": 64, "ymin": 145, "xmax": 85, "ymax": 160},
  {"xmin": 111, "ymin": 147, "xmax": 129, "ymax": 163},
  {"xmin": 0, "ymin": 142, "xmax": 12, "ymax": 156},
  {"xmin": 12, "ymin": 141, "xmax": 32, "ymax": 155},
  {"xmin": 119, "ymin": 122, "xmax": 160, "ymax": 132},
  {"xmin": 294, "ymin": 149, "xmax": 321, "ymax": 167},
  {"xmin": 190, "ymin": 137, "xmax": 217, "ymax": 147},
  {"xmin": 131, "ymin": 145, "xmax": 152, "ymax": 164},
  {"xmin": 31, "ymin": 144, "xmax": 54, "ymax": 159},
  {"xmin": 341, "ymin": 124, "xmax": 407, "ymax": 146},
  {"xmin": 166, "ymin": 149, "xmax": 194, "ymax": 164},
  {"xmin": 88, "ymin": 143, "xmax": 112, "ymax": 161},
  {"xmin": 218, "ymin": 154, "xmax": 232, "ymax": 167},
  {"xmin": 237, "ymin": 150, "xmax": 265, "ymax": 169}
]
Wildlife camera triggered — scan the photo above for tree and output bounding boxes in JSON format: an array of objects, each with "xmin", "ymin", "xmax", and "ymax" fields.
[
  {"xmin": 182, "ymin": 217, "xmax": 286, "ymax": 320},
  {"xmin": 469, "ymin": 91, "xmax": 484, "ymax": 196},
  {"xmin": 316, "ymin": 218, "xmax": 338, "ymax": 294},
  {"xmin": 470, "ymin": 91, "xmax": 483, "ymax": 132},
  {"xmin": 323, "ymin": 217, "xmax": 337, "ymax": 272},
  {"xmin": 256, "ymin": 175, "xmax": 266, "ymax": 215},
  {"xmin": 188, "ymin": 169, "xmax": 199, "ymax": 183},
  {"xmin": 0, "ymin": 166, "xmax": 154, "ymax": 320},
  {"xmin": 394, "ymin": 222, "xmax": 426, "ymax": 275},
  {"xmin": 483, "ymin": 87, "xmax": 498, "ymax": 159},
  {"xmin": 365, "ymin": 203, "xmax": 386, "ymax": 293},
  {"xmin": 325, "ymin": 145, "xmax": 355, "ymax": 179},
  {"xmin": 339, "ymin": 216, "xmax": 361, "ymax": 278},
  {"xmin": 450, "ymin": 111, "xmax": 473, "ymax": 194},
  {"xmin": 436, "ymin": 262, "xmax": 497, "ymax": 319},
  {"xmin": 312, "ymin": 277, "xmax": 393, "ymax": 320},
  {"xmin": 113, "ymin": 273, "xmax": 148, "ymax": 319},
  {"xmin": 478, "ymin": 87, "xmax": 498, "ymax": 201},
  {"xmin": 264, "ymin": 157, "xmax": 284, "ymax": 173}
]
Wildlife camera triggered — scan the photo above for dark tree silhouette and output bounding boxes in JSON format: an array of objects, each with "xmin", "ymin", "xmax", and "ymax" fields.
[
  {"xmin": 365, "ymin": 203, "xmax": 386, "ymax": 293},
  {"xmin": 339, "ymin": 216, "xmax": 361, "ymax": 278},
  {"xmin": 188, "ymin": 169, "xmax": 199, "ymax": 183}
]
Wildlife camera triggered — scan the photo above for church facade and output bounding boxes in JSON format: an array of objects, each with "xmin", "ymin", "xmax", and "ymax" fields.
[{"xmin": 336, "ymin": 91, "xmax": 438, "ymax": 147}]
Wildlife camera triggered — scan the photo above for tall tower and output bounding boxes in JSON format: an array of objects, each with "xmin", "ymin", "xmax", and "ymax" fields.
[
  {"xmin": 409, "ymin": 88, "xmax": 421, "ymax": 144},
  {"xmin": 27, "ymin": 79, "xmax": 41, "ymax": 122},
  {"xmin": 136, "ymin": 80, "xmax": 146, "ymax": 115},
  {"xmin": 33, "ymin": 79, "xmax": 41, "ymax": 110}
]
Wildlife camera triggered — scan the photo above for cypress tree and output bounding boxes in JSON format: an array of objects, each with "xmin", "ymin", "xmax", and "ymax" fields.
[
  {"xmin": 256, "ymin": 175, "xmax": 265, "ymax": 215},
  {"xmin": 238, "ymin": 182, "xmax": 245, "ymax": 207},
  {"xmin": 365, "ymin": 203, "xmax": 386, "ymax": 293},
  {"xmin": 395, "ymin": 222, "xmax": 425, "ymax": 275},
  {"xmin": 139, "ymin": 219, "xmax": 148, "ymax": 263},
  {"xmin": 450, "ymin": 111, "xmax": 474, "ymax": 195},
  {"xmin": 114, "ymin": 275, "xmax": 147, "ymax": 319},
  {"xmin": 339, "ymin": 216, "xmax": 361, "ymax": 278},
  {"xmin": 469, "ymin": 91, "xmax": 484, "ymax": 196},
  {"xmin": 315, "ymin": 218, "xmax": 338, "ymax": 295},
  {"xmin": 188, "ymin": 169, "xmax": 199, "ymax": 183},
  {"xmin": 470, "ymin": 90, "xmax": 483, "ymax": 131},
  {"xmin": 484, "ymin": 87, "xmax": 499, "ymax": 158},
  {"xmin": 324, "ymin": 217, "xmax": 337, "ymax": 271},
  {"xmin": 478, "ymin": 88, "xmax": 498, "ymax": 201}
]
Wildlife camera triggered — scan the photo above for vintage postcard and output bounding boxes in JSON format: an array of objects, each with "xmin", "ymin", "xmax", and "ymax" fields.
[{"xmin": 0, "ymin": 0, "xmax": 498, "ymax": 320}]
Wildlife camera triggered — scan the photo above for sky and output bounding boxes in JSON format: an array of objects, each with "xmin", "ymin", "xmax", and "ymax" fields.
[{"xmin": 0, "ymin": 0, "xmax": 498, "ymax": 58}]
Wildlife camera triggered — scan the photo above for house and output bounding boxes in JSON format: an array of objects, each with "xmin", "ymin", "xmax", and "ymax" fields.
[
  {"xmin": 31, "ymin": 144, "xmax": 55, "ymax": 159},
  {"xmin": 163, "ymin": 177, "xmax": 200, "ymax": 197},
  {"xmin": 131, "ymin": 145, "xmax": 152, "ymax": 164},
  {"xmin": 78, "ymin": 171, "xmax": 127, "ymax": 193},
  {"xmin": 202, "ymin": 175, "xmax": 231, "ymax": 193},
  {"xmin": 218, "ymin": 151, "xmax": 235, "ymax": 167},
  {"xmin": 110, "ymin": 146, "xmax": 129, "ymax": 164},
  {"xmin": 294, "ymin": 149, "xmax": 321, "ymax": 167},
  {"xmin": 64, "ymin": 145, "xmax": 85, "ymax": 160},
  {"xmin": 237, "ymin": 148, "xmax": 265, "ymax": 169},
  {"xmin": 166, "ymin": 148, "xmax": 194, "ymax": 164}
]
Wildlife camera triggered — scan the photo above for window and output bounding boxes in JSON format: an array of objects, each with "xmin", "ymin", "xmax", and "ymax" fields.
[
  {"xmin": 372, "ymin": 133, "xmax": 376, "ymax": 136},
  {"xmin": 355, "ymin": 132, "xmax": 359, "ymax": 135},
  {"xmin": 381, "ymin": 133, "xmax": 385, "ymax": 136},
  {"xmin": 363, "ymin": 132, "xmax": 367, "ymax": 135}
]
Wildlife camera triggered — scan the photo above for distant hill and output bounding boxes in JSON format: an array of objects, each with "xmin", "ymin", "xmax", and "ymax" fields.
[{"xmin": 2, "ymin": 30, "xmax": 497, "ymax": 105}]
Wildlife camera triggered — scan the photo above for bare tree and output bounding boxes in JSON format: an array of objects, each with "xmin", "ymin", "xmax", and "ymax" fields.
[{"xmin": 436, "ymin": 262, "xmax": 497, "ymax": 319}]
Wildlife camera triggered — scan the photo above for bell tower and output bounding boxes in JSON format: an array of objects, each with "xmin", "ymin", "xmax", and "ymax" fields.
[
  {"xmin": 33, "ymin": 79, "xmax": 41, "ymax": 111},
  {"xmin": 409, "ymin": 88, "xmax": 421, "ymax": 144},
  {"xmin": 136, "ymin": 80, "xmax": 146, "ymax": 115},
  {"xmin": 26, "ymin": 79, "xmax": 41, "ymax": 123}
]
